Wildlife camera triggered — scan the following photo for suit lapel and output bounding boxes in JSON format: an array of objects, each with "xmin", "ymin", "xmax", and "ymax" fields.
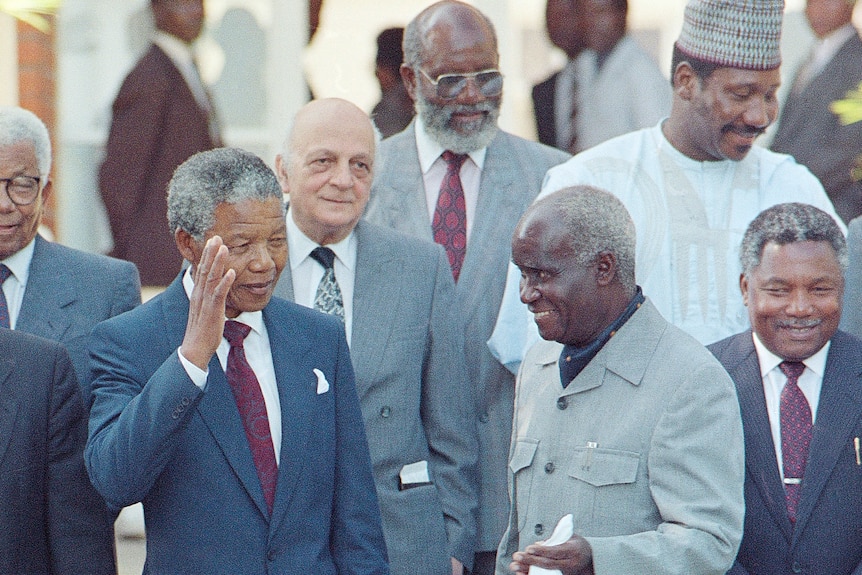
[
  {"xmin": 793, "ymin": 332, "xmax": 862, "ymax": 538},
  {"xmin": 16, "ymin": 236, "xmax": 75, "ymax": 340},
  {"xmin": 725, "ymin": 333, "xmax": 794, "ymax": 541},
  {"xmin": 350, "ymin": 222, "xmax": 401, "ymax": 394},
  {"xmin": 0, "ymin": 354, "xmax": 18, "ymax": 466},
  {"xmin": 267, "ymin": 304, "xmax": 318, "ymax": 535}
]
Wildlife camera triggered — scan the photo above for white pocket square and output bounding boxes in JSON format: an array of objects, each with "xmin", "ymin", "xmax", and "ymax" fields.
[{"xmin": 313, "ymin": 368, "xmax": 330, "ymax": 394}]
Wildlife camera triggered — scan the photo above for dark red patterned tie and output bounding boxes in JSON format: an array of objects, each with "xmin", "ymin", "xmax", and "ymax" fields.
[
  {"xmin": 779, "ymin": 360, "xmax": 810, "ymax": 524},
  {"xmin": 223, "ymin": 320, "xmax": 278, "ymax": 513},
  {"xmin": 432, "ymin": 151, "xmax": 468, "ymax": 282},
  {"xmin": 0, "ymin": 264, "xmax": 11, "ymax": 329}
]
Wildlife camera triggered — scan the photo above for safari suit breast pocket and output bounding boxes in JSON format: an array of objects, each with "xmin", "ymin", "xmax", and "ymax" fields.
[
  {"xmin": 509, "ymin": 438, "xmax": 539, "ymax": 531},
  {"xmin": 567, "ymin": 447, "xmax": 640, "ymax": 530}
]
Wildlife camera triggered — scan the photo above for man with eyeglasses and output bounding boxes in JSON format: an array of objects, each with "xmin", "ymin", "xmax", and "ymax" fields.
[
  {"xmin": 0, "ymin": 106, "xmax": 141, "ymax": 403},
  {"xmin": 0, "ymin": 106, "xmax": 141, "ymax": 572},
  {"xmin": 364, "ymin": 2, "xmax": 569, "ymax": 573}
]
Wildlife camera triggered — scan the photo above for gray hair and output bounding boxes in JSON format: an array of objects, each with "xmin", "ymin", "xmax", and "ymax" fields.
[
  {"xmin": 403, "ymin": 0, "xmax": 498, "ymax": 69},
  {"xmin": 0, "ymin": 106, "xmax": 51, "ymax": 180},
  {"xmin": 740, "ymin": 202, "xmax": 847, "ymax": 277},
  {"xmin": 536, "ymin": 185, "xmax": 637, "ymax": 292},
  {"xmin": 167, "ymin": 147, "xmax": 283, "ymax": 241}
]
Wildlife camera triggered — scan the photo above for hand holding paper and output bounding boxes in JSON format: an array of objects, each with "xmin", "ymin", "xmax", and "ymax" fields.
[{"xmin": 510, "ymin": 514, "xmax": 594, "ymax": 575}]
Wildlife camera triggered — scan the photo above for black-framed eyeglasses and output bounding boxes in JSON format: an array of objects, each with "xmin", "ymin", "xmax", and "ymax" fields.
[
  {"xmin": 1, "ymin": 176, "xmax": 41, "ymax": 206},
  {"xmin": 418, "ymin": 68, "xmax": 503, "ymax": 100}
]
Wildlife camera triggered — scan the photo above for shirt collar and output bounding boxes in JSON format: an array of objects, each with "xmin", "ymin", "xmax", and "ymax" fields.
[
  {"xmin": 813, "ymin": 23, "xmax": 857, "ymax": 60},
  {"xmin": 182, "ymin": 266, "xmax": 265, "ymax": 336},
  {"xmin": 1, "ymin": 236, "xmax": 36, "ymax": 286},
  {"xmin": 153, "ymin": 30, "xmax": 195, "ymax": 67},
  {"xmin": 286, "ymin": 206, "xmax": 356, "ymax": 272},
  {"xmin": 414, "ymin": 116, "xmax": 487, "ymax": 174},
  {"xmin": 751, "ymin": 331, "xmax": 831, "ymax": 380}
]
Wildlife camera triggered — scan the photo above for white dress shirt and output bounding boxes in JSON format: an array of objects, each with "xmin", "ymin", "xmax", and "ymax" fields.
[
  {"xmin": 178, "ymin": 267, "xmax": 282, "ymax": 464},
  {"xmin": 0, "ymin": 237, "xmax": 36, "ymax": 329},
  {"xmin": 286, "ymin": 208, "xmax": 357, "ymax": 346},
  {"xmin": 414, "ymin": 118, "xmax": 486, "ymax": 243},
  {"xmin": 793, "ymin": 24, "xmax": 858, "ymax": 94},
  {"xmin": 752, "ymin": 331, "xmax": 828, "ymax": 479}
]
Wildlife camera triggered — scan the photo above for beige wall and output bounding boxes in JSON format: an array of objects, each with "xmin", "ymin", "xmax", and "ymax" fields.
[{"xmin": 0, "ymin": 14, "xmax": 17, "ymax": 106}]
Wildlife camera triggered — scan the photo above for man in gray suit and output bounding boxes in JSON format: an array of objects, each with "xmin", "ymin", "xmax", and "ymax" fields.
[
  {"xmin": 499, "ymin": 186, "xmax": 744, "ymax": 575},
  {"xmin": 274, "ymin": 98, "xmax": 479, "ymax": 575},
  {"xmin": 0, "ymin": 106, "xmax": 141, "ymax": 405},
  {"xmin": 364, "ymin": 4, "xmax": 569, "ymax": 570},
  {"xmin": 771, "ymin": 0, "xmax": 862, "ymax": 224}
]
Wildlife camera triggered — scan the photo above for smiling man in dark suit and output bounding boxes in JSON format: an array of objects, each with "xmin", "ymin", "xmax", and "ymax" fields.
[
  {"xmin": 86, "ymin": 147, "xmax": 388, "ymax": 574},
  {"xmin": 710, "ymin": 202, "xmax": 862, "ymax": 574}
]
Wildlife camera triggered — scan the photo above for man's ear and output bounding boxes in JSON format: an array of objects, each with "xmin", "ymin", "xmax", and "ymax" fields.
[
  {"xmin": 740, "ymin": 273, "xmax": 750, "ymax": 306},
  {"xmin": 673, "ymin": 62, "xmax": 698, "ymax": 101},
  {"xmin": 39, "ymin": 178, "xmax": 52, "ymax": 204},
  {"xmin": 400, "ymin": 64, "xmax": 418, "ymax": 102},
  {"xmin": 275, "ymin": 154, "xmax": 290, "ymax": 195},
  {"xmin": 175, "ymin": 229, "xmax": 200, "ymax": 268},
  {"xmin": 595, "ymin": 251, "xmax": 618, "ymax": 286}
]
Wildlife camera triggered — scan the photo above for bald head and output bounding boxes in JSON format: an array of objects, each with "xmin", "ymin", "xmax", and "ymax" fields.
[{"xmin": 276, "ymin": 98, "xmax": 376, "ymax": 245}]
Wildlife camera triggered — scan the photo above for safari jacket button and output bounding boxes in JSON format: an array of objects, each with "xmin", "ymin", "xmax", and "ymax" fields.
[
  {"xmin": 534, "ymin": 524, "xmax": 544, "ymax": 536},
  {"xmin": 544, "ymin": 462, "xmax": 555, "ymax": 474},
  {"xmin": 380, "ymin": 406, "xmax": 391, "ymax": 418},
  {"xmin": 556, "ymin": 397, "xmax": 568, "ymax": 410}
]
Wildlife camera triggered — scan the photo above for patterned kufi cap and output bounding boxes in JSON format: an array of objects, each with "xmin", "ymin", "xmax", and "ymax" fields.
[{"xmin": 676, "ymin": 0, "xmax": 784, "ymax": 71}]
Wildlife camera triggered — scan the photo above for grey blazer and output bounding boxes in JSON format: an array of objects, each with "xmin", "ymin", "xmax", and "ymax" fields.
[
  {"xmin": 274, "ymin": 220, "xmax": 479, "ymax": 574},
  {"xmin": 497, "ymin": 300, "xmax": 744, "ymax": 575},
  {"xmin": 364, "ymin": 122, "xmax": 569, "ymax": 550},
  {"xmin": 840, "ymin": 216, "xmax": 862, "ymax": 339},
  {"xmin": 771, "ymin": 33, "xmax": 862, "ymax": 224},
  {"xmin": 15, "ymin": 235, "xmax": 141, "ymax": 405}
]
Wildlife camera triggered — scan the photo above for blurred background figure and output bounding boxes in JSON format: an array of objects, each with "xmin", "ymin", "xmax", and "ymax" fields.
[
  {"xmin": 771, "ymin": 0, "xmax": 862, "ymax": 225},
  {"xmin": 370, "ymin": 27, "xmax": 414, "ymax": 138},
  {"xmin": 99, "ymin": 0, "xmax": 222, "ymax": 288},
  {"xmin": 212, "ymin": 8, "xmax": 267, "ymax": 128}
]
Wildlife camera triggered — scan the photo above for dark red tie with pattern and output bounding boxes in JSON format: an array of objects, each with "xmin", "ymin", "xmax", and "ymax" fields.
[
  {"xmin": 779, "ymin": 360, "xmax": 810, "ymax": 524},
  {"xmin": 0, "ymin": 264, "xmax": 11, "ymax": 329},
  {"xmin": 223, "ymin": 320, "xmax": 277, "ymax": 513},
  {"xmin": 432, "ymin": 151, "xmax": 468, "ymax": 282}
]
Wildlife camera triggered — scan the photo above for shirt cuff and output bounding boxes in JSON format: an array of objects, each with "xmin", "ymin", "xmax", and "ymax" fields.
[{"xmin": 178, "ymin": 347, "xmax": 209, "ymax": 390}]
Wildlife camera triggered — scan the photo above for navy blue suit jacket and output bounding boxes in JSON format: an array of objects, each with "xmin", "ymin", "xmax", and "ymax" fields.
[
  {"xmin": 85, "ymin": 275, "xmax": 389, "ymax": 574},
  {"xmin": 710, "ymin": 330, "xmax": 862, "ymax": 575}
]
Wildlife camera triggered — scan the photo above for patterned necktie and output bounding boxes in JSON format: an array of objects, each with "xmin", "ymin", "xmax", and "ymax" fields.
[
  {"xmin": 223, "ymin": 320, "xmax": 278, "ymax": 513},
  {"xmin": 0, "ymin": 264, "xmax": 11, "ymax": 329},
  {"xmin": 432, "ymin": 151, "xmax": 468, "ymax": 281},
  {"xmin": 779, "ymin": 360, "xmax": 811, "ymax": 524},
  {"xmin": 310, "ymin": 247, "xmax": 345, "ymax": 321}
]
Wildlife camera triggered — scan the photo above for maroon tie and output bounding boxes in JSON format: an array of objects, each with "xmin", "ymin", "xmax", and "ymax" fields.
[
  {"xmin": 223, "ymin": 320, "xmax": 278, "ymax": 513},
  {"xmin": 432, "ymin": 151, "xmax": 468, "ymax": 281},
  {"xmin": 0, "ymin": 264, "xmax": 10, "ymax": 329},
  {"xmin": 779, "ymin": 360, "xmax": 811, "ymax": 524}
]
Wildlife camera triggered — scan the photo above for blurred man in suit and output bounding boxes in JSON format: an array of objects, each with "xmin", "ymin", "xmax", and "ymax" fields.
[
  {"xmin": 86, "ymin": 148, "xmax": 388, "ymax": 574},
  {"xmin": 710, "ymin": 202, "xmax": 862, "ymax": 574},
  {"xmin": 498, "ymin": 186, "xmax": 743, "ymax": 575},
  {"xmin": 771, "ymin": 0, "xmax": 862, "ymax": 225},
  {"xmin": 364, "ymin": 5, "xmax": 569, "ymax": 571},
  {"xmin": 0, "ymin": 327, "xmax": 115, "ymax": 574},
  {"xmin": 0, "ymin": 106, "xmax": 140, "ymax": 405},
  {"xmin": 100, "ymin": 0, "xmax": 221, "ymax": 286},
  {"xmin": 371, "ymin": 28, "xmax": 415, "ymax": 139},
  {"xmin": 274, "ymin": 97, "xmax": 478, "ymax": 575}
]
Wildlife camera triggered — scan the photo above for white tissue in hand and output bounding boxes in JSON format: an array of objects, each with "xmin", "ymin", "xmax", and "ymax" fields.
[{"xmin": 528, "ymin": 514, "xmax": 574, "ymax": 575}]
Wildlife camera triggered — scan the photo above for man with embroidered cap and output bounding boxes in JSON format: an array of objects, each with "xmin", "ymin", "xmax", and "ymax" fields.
[
  {"xmin": 710, "ymin": 202, "xmax": 862, "ymax": 574},
  {"xmin": 489, "ymin": 0, "xmax": 842, "ymax": 375},
  {"xmin": 364, "ymin": 3, "xmax": 569, "ymax": 572},
  {"xmin": 497, "ymin": 186, "xmax": 744, "ymax": 575},
  {"xmin": 86, "ymin": 147, "xmax": 388, "ymax": 574}
]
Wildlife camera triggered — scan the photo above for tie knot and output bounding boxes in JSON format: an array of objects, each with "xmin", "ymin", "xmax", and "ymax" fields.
[
  {"xmin": 223, "ymin": 320, "xmax": 251, "ymax": 347},
  {"xmin": 780, "ymin": 360, "xmax": 806, "ymax": 382},
  {"xmin": 310, "ymin": 246, "xmax": 336, "ymax": 270},
  {"xmin": 0, "ymin": 264, "xmax": 10, "ymax": 284},
  {"xmin": 442, "ymin": 150, "xmax": 468, "ymax": 171}
]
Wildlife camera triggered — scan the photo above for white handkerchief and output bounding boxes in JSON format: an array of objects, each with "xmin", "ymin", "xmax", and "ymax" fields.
[
  {"xmin": 399, "ymin": 460, "xmax": 430, "ymax": 485},
  {"xmin": 313, "ymin": 368, "xmax": 329, "ymax": 394},
  {"xmin": 529, "ymin": 514, "xmax": 574, "ymax": 575}
]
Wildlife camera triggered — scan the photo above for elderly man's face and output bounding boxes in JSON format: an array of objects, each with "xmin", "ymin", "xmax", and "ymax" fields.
[
  {"xmin": 182, "ymin": 197, "xmax": 287, "ymax": 318},
  {"xmin": 278, "ymin": 101, "xmax": 375, "ymax": 246},
  {"xmin": 683, "ymin": 66, "xmax": 780, "ymax": 161},
  {"xmin": 0, "ymin": 140, "xmax": 48, "ymax": 260},
  {"xmin": 513, "ymin": 212, "xmax": 606, "ymax": 347},
  {"xmin": 742, "ymin": 240, "xmax": 843, "ymax": 361},
  {"xmin": 405, "ymin": 16, "xmax": 502, "ymax": 153}
]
